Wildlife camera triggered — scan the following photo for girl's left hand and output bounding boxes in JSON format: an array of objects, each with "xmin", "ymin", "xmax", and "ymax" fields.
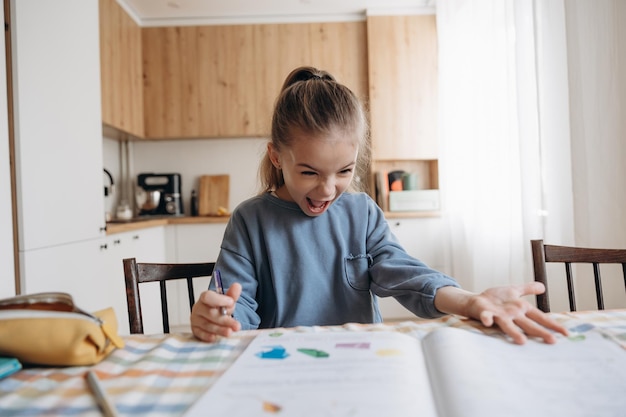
[
  {"xmin": 466, "ymin": 282, "xmax": 569, "ymax": 344},
  {"xmin": 435, "ymin": 282, "xmax": 569, "ymax": 344}
]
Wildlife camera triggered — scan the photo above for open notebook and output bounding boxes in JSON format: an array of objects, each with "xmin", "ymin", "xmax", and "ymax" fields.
[{"xmin": 184, "ymin": 326, "xmax": 626, "ymax": 417}]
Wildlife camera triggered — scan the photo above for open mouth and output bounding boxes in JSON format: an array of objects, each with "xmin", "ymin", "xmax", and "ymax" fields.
[{"xmin": 306, "ymin": 197, "xmax": 330, "ymax": 214}]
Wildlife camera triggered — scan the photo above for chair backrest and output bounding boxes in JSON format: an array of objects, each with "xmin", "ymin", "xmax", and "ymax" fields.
[
  {"xmin": 531, "ymin": 239, "xmax": 626, "ymax": 312},
  {"xmin": 123, "ymin": 257, "xmax": 215, "ymax": 334}
]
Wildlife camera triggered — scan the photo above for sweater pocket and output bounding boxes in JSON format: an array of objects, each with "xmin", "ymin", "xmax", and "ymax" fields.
[{"xmin": 344, "ymin": 253, "xmax": 373, "ymax": 291}]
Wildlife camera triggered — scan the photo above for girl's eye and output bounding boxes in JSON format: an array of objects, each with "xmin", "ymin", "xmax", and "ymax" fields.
[
  {"xmin": 339, "ymin": 168, "xmax": 353, "ymax": 175},
  {"xmin": 301, "ymin": 171, "xmax": 317, "ymax": 176}
]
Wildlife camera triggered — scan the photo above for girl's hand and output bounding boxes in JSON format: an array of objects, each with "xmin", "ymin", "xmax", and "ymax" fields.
[
  {"xmin": 191, "ymin": 283, "xmax": 242, "ymax": 342},
  {"xmin": 435, "ymin": 283, "xmax": 569, "ymax": 345}
]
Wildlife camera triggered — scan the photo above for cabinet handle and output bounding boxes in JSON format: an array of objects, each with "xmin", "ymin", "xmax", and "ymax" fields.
[
  {"xmin": 133, "ymin": 235, "xmax": 139, "ymax": 240},
  {"xmin": 100, "ymin": 225, "xmax": 107, "ymax": 232},
  {"xmin": 99, "ymin": 243, "xmax": 108, "ymax": 250},
  {"xmin": 113, "ymin": 239, "xmax": 121, "ymax": 245}
]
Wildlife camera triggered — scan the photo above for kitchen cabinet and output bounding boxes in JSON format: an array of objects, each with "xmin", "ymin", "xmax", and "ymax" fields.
[
  {"xmin": 99, "ymin": 0, "xmax": 144, "ymax": 137},
  {"xmin": 142, "ymin": 24, "xmax": 258, "ymax": 138},
  {"xmin": 20, "ymin": 227, "xmax": 165, "ymax": 336},
  {"xmin": 11, "ymin": 0, "xmax": 106, "ymax": 251},
  {"xmin": 367, "ymin": 14, "xmax": 438, "ymax": 160},
  {"xmin": 20, "ymin": 239, "xmax": 109, "ymax": 309},
  {"xmin": 140, "ymin": 21, "xmax": 367, "ymax": 139},
  {"xmin": 100, "ymin": 227, "xmax": 166, "ymax": 335},
  {"xmin": 378, "ymin": 217, "xmax": 451, "ymax": 320},
  {"xmin": 387, "ymin": 217, "xmax": 449, "ymax": 273},
  {"xmin": 252, "ymin": 22, "xmax": 368, "ymax": 135},
  {"xmin": 367, "ymin": 14, "xmax": 440, "ymax": 215},
  {"xmin": 167, "ymin": 223, "xmax": 227, "ymax": 329},
  {"xmin": 99, "ymin": 9, "xmax": 367, "ymax": 139}
]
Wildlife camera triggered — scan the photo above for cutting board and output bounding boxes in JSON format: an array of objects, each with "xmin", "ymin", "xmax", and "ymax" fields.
[{"xmin": 198, "ymin": 175, "xmax": 230, "ymax": 216}]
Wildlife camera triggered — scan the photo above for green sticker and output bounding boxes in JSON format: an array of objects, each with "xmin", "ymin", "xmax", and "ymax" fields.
[
  {"xmin": 297, "ymin": 348, "xmax": 329, "ymax": 358},
  {"xmin": 568, "ymin": 334, "xmax": 586, "ymax": 342}
]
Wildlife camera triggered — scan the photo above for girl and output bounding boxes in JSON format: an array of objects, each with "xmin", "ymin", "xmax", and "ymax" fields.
[{"xmin": 190, "ymin": 66, "xmax": 567, "ymax": 345}]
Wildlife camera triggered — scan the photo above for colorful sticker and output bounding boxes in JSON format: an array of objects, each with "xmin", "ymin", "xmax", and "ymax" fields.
[
  {"xmin": 570, "ymin": 323, "xmax": 594, "ymax": 333},
  {"xmin": 335, "ymin": 342, "xmax": 370, "ymax": 350},
  {"xmin": 256, "ymin": 346, "xmax": 289, "ymax": 359},
  {"xmin": 297, "ymin": 348, "xmax": 329, "ymax": 358}
]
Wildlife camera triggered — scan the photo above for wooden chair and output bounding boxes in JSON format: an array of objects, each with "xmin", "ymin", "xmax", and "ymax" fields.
[
  {"xmin": 123, "ymin": 257, "xmax": 215, "ymax": 334},
  {"xmin": 531, "ymin": 239, "xmax": 626, "ymax": 312}
]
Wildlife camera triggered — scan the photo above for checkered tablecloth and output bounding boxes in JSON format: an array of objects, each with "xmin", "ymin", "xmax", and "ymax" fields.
[{"xmin": 1, "ymin": 310, "xmax": 625, "ymax": 416}]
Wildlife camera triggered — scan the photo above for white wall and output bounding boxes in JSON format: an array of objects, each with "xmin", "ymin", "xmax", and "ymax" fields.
[{"xmin": 103, "ymin": 136, "xmax": 268, "ymax": 217}]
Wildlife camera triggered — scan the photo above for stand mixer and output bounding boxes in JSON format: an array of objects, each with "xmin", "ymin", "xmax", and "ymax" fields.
[{"xmin": 136, "ymin": 173, "xmax": 183, "ymax": 216}]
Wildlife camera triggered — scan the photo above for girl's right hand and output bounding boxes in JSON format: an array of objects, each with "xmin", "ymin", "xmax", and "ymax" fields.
[{"xmin": 190, "ymin": 283, "xmax": 242, "ymax": 342}]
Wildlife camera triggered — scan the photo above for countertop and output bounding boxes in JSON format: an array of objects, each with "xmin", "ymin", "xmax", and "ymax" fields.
[
  {"xmin": 105, "ymin": 210, "xmax": 440, "ymax": 235},
  {"xmin": 106, "ymin": 215, "xmax": 229, "ymax": 235}
]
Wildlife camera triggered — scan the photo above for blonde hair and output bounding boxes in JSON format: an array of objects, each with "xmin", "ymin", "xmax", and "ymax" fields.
[{"xmin": 259, "ymin": 66, "xmax": 370, "ymax": 194}]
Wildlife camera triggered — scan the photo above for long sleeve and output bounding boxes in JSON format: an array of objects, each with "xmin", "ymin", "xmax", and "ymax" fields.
[{"xmin": 211, "ymin": 192, "xmax": 459, "ymax": 330}]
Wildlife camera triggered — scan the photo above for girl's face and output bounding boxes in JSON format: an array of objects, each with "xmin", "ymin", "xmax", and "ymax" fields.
[{"xmin": 269, "ymin": 129, "xmax": 359, "ymax": 217}]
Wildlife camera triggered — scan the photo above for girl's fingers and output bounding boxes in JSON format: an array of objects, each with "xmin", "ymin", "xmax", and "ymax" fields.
[
  {"xmin": 492, "ymin": 316, "xmax": 527, "ymax": 345},
  {"xmin": 525, "ymin": 308, "xmax": 569, "ymax": 337}
]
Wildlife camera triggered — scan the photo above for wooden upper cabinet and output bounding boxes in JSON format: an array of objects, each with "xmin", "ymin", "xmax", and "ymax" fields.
[
  {"xmin": 252, "ymin": 23, "xmax": 313, "ymax": 136},
  {"xmin": 308, "ymin": 22, "xmax": 368, "ymax": 102},
  {"xmin": 367, "ymin": 15, "xmax": 438, "ymax": 160},
  {"xmin": 99, "ymin": 0, "xmax": 144, "ymax": 137},
  {"xmin": 141, "ymin": 22, "xmax": 367, "ymax": 139},
  {"xmin": 142, "ymin": 25, "xmax": 258, "ymax": 138}
]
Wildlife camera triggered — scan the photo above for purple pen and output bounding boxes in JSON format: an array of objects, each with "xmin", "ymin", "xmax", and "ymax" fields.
[{"xmin": 214, "ymin": 269, "xmax": 228, "ymax": 316}]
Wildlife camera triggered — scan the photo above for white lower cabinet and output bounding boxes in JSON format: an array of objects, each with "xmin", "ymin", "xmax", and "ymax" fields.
[
  {"xmin": 101, "ymin": 227, "xmax": 166, "ymax": 335},
  {"xmin": 168, "ymin": 223, "xmax": 227, "ymax": 329},
  {"xmin": 20, "ymin": 239, "xmax": 110, "ymax": 311},
  {"xmin": 378, "ymin": 217, "xmax": 451, "ymax": 321},
  {"xmin": 20, "ymin": 227, "xmax": 166, "ymax": 336}
]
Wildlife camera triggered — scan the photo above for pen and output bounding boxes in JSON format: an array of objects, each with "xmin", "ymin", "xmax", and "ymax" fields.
[
  {"xmin": 86, "ymin": 370, "xmax": 119, "ymax": 417},
  {"xmin": 214, "ymin": 269, "xmax": 228, "ymax": 316}
]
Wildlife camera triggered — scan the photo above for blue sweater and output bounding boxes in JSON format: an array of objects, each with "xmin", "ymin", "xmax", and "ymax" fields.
[{"xmin": 213, "ymin": 192, "xmax": 459, "ymax": 330}]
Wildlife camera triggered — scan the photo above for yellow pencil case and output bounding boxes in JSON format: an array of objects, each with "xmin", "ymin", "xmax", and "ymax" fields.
[{"xmin": 0, "ymin": 292, "xmax": 124, "ymax": 366}]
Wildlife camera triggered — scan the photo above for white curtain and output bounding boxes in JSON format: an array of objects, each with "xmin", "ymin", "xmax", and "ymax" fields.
[
  {"xmin": 437, "ymin": 0, "xmax": 626, "ymax": 309},
  {"xmin": 436, "ymin": 0, "xmax": 544, "ymax": 292}
]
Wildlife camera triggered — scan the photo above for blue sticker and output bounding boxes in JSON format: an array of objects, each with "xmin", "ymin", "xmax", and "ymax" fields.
[
  {"xmin": 256, "ymin": 346, "xmax": 290, "ymax": 359},
  {"xmin": 570, "ymin": 323, "xmax": 594, "ymax": 333}
]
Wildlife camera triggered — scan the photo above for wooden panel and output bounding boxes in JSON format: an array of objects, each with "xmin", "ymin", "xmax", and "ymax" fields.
[
  {"xmin": 197, "ymin": 175, "xmax": 230, "ymax": 216},
  {"xmin": 253, "ymin": 23, "xmax": 313, "ymax": 136},
  {"xmin": 143, "ymin": 25, "xmax": 257, "ymax": 138},
  {"xmin": 99, "ymin": 0, "xmax": 143, "ymax": 136},
  {"xmin": 208, "ymin": 25, "xmax": 257, "ymax": 137},
  {"xmin": 142, "ymin": 27, "xmax": 190, "ymax": 138},
  {"xmin": 142, "ymin": 22, "xmax": 367, "ymax": 139},
  {"xmin": 367, "ymin": 15, "xmax": 438, "ymax": 160},
  {"xmin": 308, "ymin": 22, "xmax": 368, "ymax": 101}
]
